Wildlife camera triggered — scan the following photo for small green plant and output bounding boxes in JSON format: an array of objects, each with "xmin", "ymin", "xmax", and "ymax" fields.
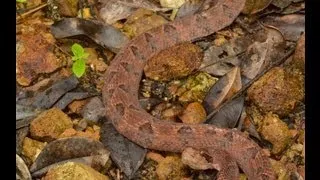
[
  {"xmin": 16, "ymin": 0, "xmax": 27, "ymax": 3},
  {"xmin": 71, "ymin": 43, "xmax": 89, "ymax": 78}
]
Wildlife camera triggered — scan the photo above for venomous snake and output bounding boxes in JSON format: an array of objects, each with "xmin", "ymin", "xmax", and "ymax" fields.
[{"xmin": 102, "ymin": 0, "xmax": 276, "ymax": 179}]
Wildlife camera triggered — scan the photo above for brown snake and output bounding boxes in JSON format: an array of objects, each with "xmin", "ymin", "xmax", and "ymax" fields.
[{"xmin": 102, "ymin": 0, "xmax": 276, "ymax": 179}]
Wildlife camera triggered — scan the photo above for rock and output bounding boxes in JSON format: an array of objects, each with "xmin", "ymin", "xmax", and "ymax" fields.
[
  {"xmin": 160, "ymin": 0, "xmax": 186, "ymax": 8},
  {"xmin": 123, "ymin": 8, "xmax": 168, "ymax": 38},
  {"xmin": 74, "ymin": 119, "xmax": 88, "ymax": 131},
  {"xmin": 30, "ymin": 108, "xmax": 73, "ymax": 142},
  {"xmin": 68, "ymin": 99, "xmax": 88, "ymax": 114},
  {"xmin": 168, "ymin": 72, "xmax": 218, "ymax": 103},
  {"xmin": 151, "ymin": 103, "xmax": 183, "ymax": 122},
  {"xmin": 22, "ymin": 137, "xmax": 46, "ymax": 164},
  {"xmin": 161, "ymin": 105, "xmax": 184, "ymax": 122},
  {"xmin": 179, "ymin": 102, "xmax": 207, "ymax": 124},
  {"xmin": 144, "ymin": 43, "xmax": 203, "ymax": 81},
  {"xmin": 156, "ymin": 155, "xmax": 188, "ymax": 180},
  {"xmin": 259, "ymin": 113, "xmax": 291, "ymax": 155},
  {"xmin": 58, "ymin": 127, "xmax": 100, "ymax": 141},
  {"xmin": 16, "ymin": 29, "xmax": 62, "ymax": 86},
  {"xmin": 81, "ymin": 97, "xmax": 105, "ymax": 124},
  {"xmin": 85, "ymin": 48, "xmax": 108, "ymax": 72},
  {"xmin": 43, "ymin": 162, "xmax": 109, "ymax": 180},
  {"xmin": 247, "ymin": 67, "xmax": 304, "ymax": 117}
]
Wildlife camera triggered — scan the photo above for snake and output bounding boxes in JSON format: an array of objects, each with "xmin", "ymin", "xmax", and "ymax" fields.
[{"xmin": 102, "ymin": 0, "xmax": 276, "ymax": 179}]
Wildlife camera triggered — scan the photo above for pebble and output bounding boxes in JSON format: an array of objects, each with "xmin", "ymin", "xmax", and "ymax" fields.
[
  {"xmin": 30, "ymin": 108, "xmax": 73, "ymax": 142},
  {"xmin": 43, "ymin": 162, "xmax": 109, "ymax": 180}
]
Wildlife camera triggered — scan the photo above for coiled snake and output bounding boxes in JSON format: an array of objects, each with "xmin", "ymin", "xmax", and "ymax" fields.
[{"xmin": 102, "ymin": 0, "xmax": 276, "ymax": 179}]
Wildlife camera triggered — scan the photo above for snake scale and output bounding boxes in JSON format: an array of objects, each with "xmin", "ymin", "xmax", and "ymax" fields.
[{"xmin": 102, "ymin": 0, "xmax": 276, "ymax": 179}]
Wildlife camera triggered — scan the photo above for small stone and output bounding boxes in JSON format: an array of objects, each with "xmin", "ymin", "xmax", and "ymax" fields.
[
  {"xmin": 81, "ymin": 97, "xmax": 105, "ymax": 124},
  {"xmin": 17, "ymin": 32, "xmax": 62, "ymax": 86},
  {"xmin": 68, "ymin": 99, "xmax": 88, "ymax": 114},
  {"xmin": 30, "ymin": 108, "xmax": 73, "ymax": 142},
  {"xmin": 144, "ymin": 43, "xmax": 203, "ymax": 81},
  {"xmin": 151, "ymin": 103, "xmax": 183, "ymax": 122},
  {"xmin": 43, "ymin": 162, "xmax": 109, "ymax": 180},
  {"xmin": 22, "ymin": 137, "xmax": 46, "ymax": 164},
  {"xmin": 74, "ymin": 119, "xmax": 88, "ymax": 131},
  {"xmin": 259, "ymin": 113, "xmax": 291, "ymax": 155},
  {"xmin": 247, "ymin": 67, "xmax": 304, "ymax": 117},
  {"xmin": 84, "ymin": 48, "xmax": 108, "ymax": 72},
  {"xmin": 156, "ymin": 155, "xmax": 188, "ymax": 180},
  {"xmin": 179, "ymin": 102, "xmax": 207, "ymax": 124},
  {"xmin": 161, "ymin": 105, "xmax": 184, "ymax": 121},
  {"xmin": 59, "ymin": 127, "xmax": 100, "ymax": 141}
]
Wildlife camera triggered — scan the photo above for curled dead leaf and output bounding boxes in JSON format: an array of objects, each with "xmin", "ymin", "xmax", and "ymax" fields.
[
  {"xmin": 203, "ymin": 66, "xmax": 242, "ymax": 113},
  {"xmin": 30, "ymin": 137, "xmax": 110, "ymax": 173}
]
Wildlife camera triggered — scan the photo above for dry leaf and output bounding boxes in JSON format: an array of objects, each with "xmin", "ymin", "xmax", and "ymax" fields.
[
  {"xmin": 203, "ymin": 66, "xmax": 242, "ymax": 113},
  {"xmin": 241, "ymin": 27, "xmax": 285, "ymax": 80},
  {"xmin": 30, "ymin": 137, "xmax": 110, "ymax": 173},
  {"xmin": 100, "ymin": 121, "xmax": 147, "ymax": 179}
]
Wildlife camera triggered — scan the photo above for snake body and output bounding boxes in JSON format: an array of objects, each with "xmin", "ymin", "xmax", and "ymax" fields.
[{"xmin": 102, "ymin": 0, "xmax": 276, "ymax": 179}]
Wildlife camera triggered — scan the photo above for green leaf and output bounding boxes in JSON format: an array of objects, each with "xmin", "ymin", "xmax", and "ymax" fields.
[
  {"xmin": 71, "ymin": 43, "xmax": 84, "ymax": 57},
  {"xmin": 16, "ymin": 0, "xmax": 27, "ymax": 3},
  {"xmin": 72, "ymin": 59, "xmax": 86, "ymax": 78}
]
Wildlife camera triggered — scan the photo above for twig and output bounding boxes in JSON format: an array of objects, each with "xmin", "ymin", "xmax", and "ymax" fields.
[
  {"xmin": 16, "ymin": 3, "xmax": 48, "ymax": 22},
  {"xmin": 205, "ymin": 45, "xmax": 296, "ymax": 121}
]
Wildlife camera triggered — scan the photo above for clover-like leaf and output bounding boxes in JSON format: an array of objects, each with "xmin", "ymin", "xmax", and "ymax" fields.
[
  {"xmin": 71, "ymin": 43, "xmax": 85, "ymax": 57},
  {"xmin": 72, "ymin": 59, "xmax": 86, "ymax": 78}
]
